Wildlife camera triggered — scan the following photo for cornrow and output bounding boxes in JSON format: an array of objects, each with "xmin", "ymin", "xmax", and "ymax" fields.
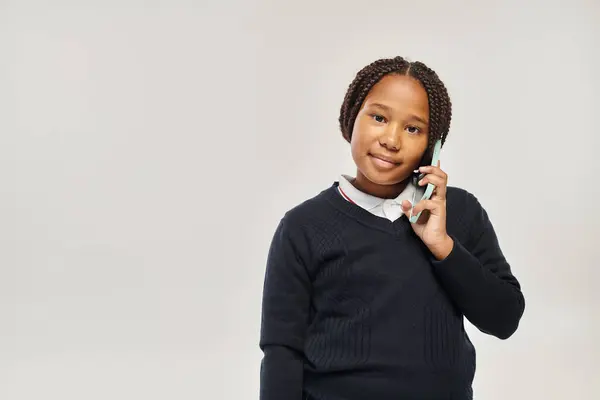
[{"xmin": 338, "ymin": 56, "xmax": 452, "ymax": 155}]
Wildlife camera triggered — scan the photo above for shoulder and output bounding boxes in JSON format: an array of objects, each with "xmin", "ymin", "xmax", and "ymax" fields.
[
  {"xmin": 280, "ymin": 184, "xmax": 337, "ymax": 229},
  {"xmin": 268, "ymin": 186, "xmax": 337, "ymax": 266},
  {"xmin": 267, "ymin": 185, "xmax": 336, "ymax": 243},
  {"xmin": 446, "ymin": 186, "xmax": 482, "ymax": 209},
  {"xmin": 275, "ymin": 184, "xmax": 344, "ymax": 251},
  {"xmin": 446, "ymin": 185, "xmax": 488, "ymax": 233},
  {"xmin": 446, "ymin": 185, "xmax": 498, "ymax": 246},
  {"xmin": 446, "ymin": 186, "xmax": 483, "ymax": 212}
]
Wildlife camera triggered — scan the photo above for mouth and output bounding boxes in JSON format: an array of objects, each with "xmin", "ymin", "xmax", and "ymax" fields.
[{"xmin": 369, "ymin": 153, "xmax": 400, "ymax": 167}]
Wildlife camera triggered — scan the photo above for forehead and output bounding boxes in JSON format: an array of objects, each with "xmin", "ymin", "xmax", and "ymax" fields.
[{"xmin": 363, "ymin": 74, "xmax": 429, "ymax": 115}]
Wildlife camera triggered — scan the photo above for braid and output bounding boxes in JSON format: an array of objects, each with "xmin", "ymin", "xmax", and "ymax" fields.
[
  {"xmin": 338, "ymin": 56, "xmax": 452, "ymax": 154},
  {"xmin": 409, "ymin": 61, "xmax": 452, "ymax": 149}
]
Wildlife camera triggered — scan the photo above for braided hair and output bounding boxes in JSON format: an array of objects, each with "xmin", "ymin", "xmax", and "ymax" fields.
[{"xmin": 339, "ymin": 56, "xmax": 452, "ymax": 158}]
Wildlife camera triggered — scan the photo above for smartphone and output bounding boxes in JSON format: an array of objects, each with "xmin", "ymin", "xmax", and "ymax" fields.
[{"xmin": 409, "ymin": 139, "xmax": 442, "ymax": 223}]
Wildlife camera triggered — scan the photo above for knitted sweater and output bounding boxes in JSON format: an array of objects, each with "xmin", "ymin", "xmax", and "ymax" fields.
[{"xmin": 259, "ymin": 182, "xmax": 525, "ymax": 400}]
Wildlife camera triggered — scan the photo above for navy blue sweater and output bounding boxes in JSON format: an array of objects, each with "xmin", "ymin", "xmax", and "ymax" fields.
[{"xmin": 259, "ymin": 182, "xmax": 525, "ymax": 400}]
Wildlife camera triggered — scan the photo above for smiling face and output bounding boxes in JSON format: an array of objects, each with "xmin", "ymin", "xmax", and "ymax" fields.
[{"xmin": 349, "ymin": 73, "xmax": 431, "ymax": 198}]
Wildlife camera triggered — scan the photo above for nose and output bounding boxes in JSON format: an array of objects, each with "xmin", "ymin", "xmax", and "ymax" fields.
[{"xmin": 378, "ymin": 126, "xmax": 401, "ymax": 152}]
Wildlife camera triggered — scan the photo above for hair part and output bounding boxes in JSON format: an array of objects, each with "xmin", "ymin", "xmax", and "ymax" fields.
[{"xmin": 338, "ymin": 56, "xmax": 452, "ymax": 154}]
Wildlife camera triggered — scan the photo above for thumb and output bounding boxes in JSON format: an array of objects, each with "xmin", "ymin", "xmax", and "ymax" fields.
[{"xmin": 401, "ymin": 200, "xmax": 412, "ymax": 216}]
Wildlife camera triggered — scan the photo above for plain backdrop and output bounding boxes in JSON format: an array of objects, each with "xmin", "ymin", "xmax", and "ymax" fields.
[{"xmin": 1, "ymin": 0, "xmax": 599, "ymax": 399}]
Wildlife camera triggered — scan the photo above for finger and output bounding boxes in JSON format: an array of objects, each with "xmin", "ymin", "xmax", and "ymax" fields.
[
  {"xmin": 411, "ymin": 199, "xmax": 443, "ymax": 217},
  {"xmin": 402, "ymin": 199, "xmax": 428, "ymax": 223},
  {"xmin": 417, "ymin": 173, "xmax": 446, "ymax": 187},
  {"xmin": 418, "ymin": 164, "xmax": 448, "ymax": 198},
  {"xmin": 401, "ymin": 199, "xmax": 412, "ymax": 213},
  {"xmin": 416, "ymin": 174, "xmax": 447, "ymax": 199},
  {"xmin": 418, "ymin": 164, "xmax": 448, "ymax": 181}
]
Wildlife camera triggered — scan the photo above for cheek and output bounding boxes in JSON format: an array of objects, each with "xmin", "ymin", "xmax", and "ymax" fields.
[
  {"xmin": 350, "ymin": 131, "xmax": 370, "ymax": 158},
  {"xmin": 408, "ymin": 142, "xmax": 430, "ymax": 166},
  {"xmin": 350, "ymin": 119, "xmax": 377, "ymax": 151},
  {"xmin": 349, "ymin": 136, "xmax": 361, "ymax": 161}
]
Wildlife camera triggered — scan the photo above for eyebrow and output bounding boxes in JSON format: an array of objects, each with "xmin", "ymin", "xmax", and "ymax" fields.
[{"xmin": 369, "ymin": 103, "xmax": 429, "ymax": 126}]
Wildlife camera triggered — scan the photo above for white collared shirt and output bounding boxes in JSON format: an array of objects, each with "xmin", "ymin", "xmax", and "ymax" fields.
[{"xmin": 337, "ymin": 174, "xmax": 417, "ymax": 222}]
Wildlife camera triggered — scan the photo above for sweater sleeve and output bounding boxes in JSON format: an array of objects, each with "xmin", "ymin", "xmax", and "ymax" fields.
[
  {"xmin": 259, "ymin": 217, "xmax": 312, "ymax": 400},
  {"xmin": 431, "ymin": 191, "xmax": 525, "ymax": 339}
]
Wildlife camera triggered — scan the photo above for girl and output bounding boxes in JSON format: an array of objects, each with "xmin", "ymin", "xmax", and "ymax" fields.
[{"xmin": 259, "ymin": 56, "xmax": 525, "ymax": 400}]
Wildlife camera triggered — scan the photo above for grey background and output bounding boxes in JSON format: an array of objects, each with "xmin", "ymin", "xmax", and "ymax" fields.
[{"xmin": 1, "ymin": 0, "xmax": 599, "ymax": 399}]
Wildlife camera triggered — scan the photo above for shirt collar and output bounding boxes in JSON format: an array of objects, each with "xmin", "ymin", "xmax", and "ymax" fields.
[{"xmin": 338, "ymin": 174, "xmax": 417, "ymax": 210}]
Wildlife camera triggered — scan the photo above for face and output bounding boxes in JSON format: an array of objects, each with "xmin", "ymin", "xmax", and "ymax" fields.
[{"xmin": 349, "ymin": 74, "xmax": 430, "ymax": 198}]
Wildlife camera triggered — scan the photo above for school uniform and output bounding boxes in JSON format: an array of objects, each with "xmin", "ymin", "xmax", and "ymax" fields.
[{"xmin": 259, "ymin": 177, "xmax": 525, "ymax": 400}]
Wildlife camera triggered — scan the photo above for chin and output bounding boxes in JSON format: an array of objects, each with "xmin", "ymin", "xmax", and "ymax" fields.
[{"xmin": 363, "ymin": 169, "xmax": 407, "ymax": 186}]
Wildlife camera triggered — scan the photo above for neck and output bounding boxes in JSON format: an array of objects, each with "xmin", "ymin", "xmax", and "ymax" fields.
[{"xmin": 352, "ymin": 170, "xmax": 409, "ymax": 199}]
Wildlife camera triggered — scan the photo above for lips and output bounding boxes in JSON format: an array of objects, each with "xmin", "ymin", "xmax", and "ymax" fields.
[
  {"xmin": 368, "ymin": 153, "xmax": 401, "ymax": 171},
  {"xmin": 369, "ymin": 153, "xmax": 400, "ymax": 165}
]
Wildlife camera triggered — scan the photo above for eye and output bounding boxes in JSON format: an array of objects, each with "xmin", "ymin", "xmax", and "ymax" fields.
[
  {"xmin": 406, "ymin": 125, "xmax": 421, "ymax": 135},
  {"xmin": 371, "ymin": 114, "xmax": 387, "ymax": 123}
]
